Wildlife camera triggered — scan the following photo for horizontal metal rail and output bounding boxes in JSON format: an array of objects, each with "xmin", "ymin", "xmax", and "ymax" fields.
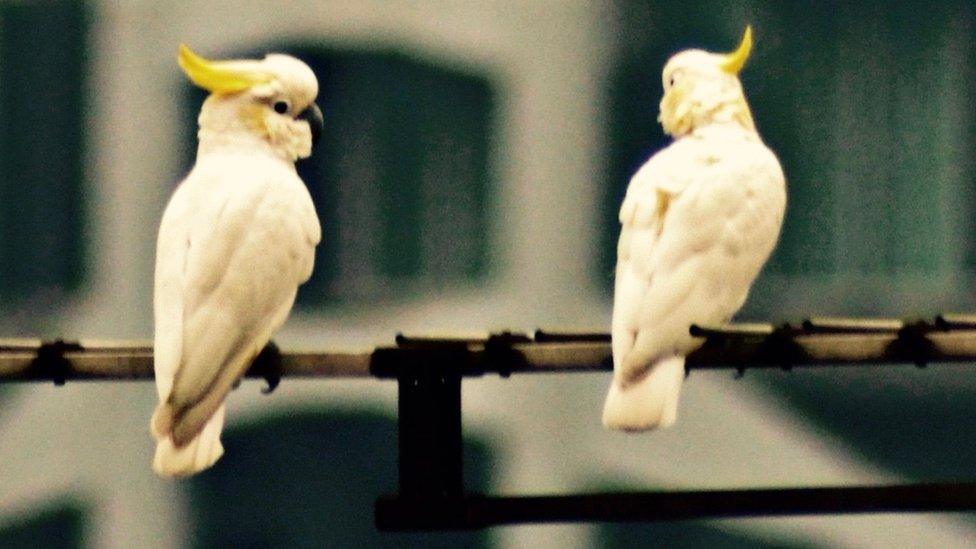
[
  {"xmin": 375, "ymin": 482, "xmax": 976, "ymax": 529},
  {"xmin": 3, "ymin": 315, "xmax": 976, "ymax": 383},
  {"xmin": 0, "ymin": 339, "xmax": 373, "ymax": 383}
]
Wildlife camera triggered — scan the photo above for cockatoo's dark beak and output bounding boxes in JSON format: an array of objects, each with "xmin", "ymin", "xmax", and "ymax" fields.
[{"xmin": 298, "ymin": 103, "xmax": 324, "ymax": 147}]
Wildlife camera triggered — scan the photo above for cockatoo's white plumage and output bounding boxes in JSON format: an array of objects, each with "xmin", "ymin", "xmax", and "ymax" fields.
[
  {"xmin": 151, "ymin": 45, "xmax": 322, "ymax": 476},
  {"xmin": 603, "ymin": 27, "xmax": 786, "ymax": 431}
]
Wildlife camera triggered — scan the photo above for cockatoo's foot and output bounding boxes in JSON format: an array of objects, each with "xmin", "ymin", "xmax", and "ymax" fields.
[{"xmin": 250, "ymin": 340, "xmax": 283, "ymax": 394}]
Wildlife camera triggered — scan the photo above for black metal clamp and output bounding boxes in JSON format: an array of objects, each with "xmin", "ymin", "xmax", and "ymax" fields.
[{"xmin": 29, "ymin": 339, "xmax": 83, "ymax": 386}]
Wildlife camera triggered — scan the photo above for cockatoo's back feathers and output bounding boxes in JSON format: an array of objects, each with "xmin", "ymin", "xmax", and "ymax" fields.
[
  {"xmin": 157, "ymin": 160, "xmax": 317, "ymax": 448},
  {"xmin": 153, "ymin": 153, "xmax": 319, "ymax": 465},
  {"xmin": 614, "ymin": 129, "xmax": 785, "ymax": 369},
  {"xmin": 150, "ymin": 403, "xmax": 173, "ymax": 441},
  {"xmin": 607, "ymin": 126, "xmax": 785, "ymax": 430}
]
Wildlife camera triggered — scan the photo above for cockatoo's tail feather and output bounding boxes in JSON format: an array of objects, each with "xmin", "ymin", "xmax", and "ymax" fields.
[
  {"xmin": 165, "ymin": 340, "xmax": 259, "ymax": 447},
  {"xmin": 150, "ymin": 403, "xmax": 173, "ymax": 441},
  {"xmin": 168, "ymin": 350, "xmax": 251, "ymax": 448},
  {"xmin": 603, "ymin": 356, "xmax": 684, "ymax": 431},
  {"xmin": 153, "ymin": 406, "xmax": 226, "ymax": 478}
]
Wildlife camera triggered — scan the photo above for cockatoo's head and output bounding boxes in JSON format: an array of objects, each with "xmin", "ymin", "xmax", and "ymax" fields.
[
  {"xmin": 658, "ymin": 26, "xmax": 756, "ymax": 138},
  {"xmin": 178, "ymin": 44, "xmax": 324, "ymax": 162}
]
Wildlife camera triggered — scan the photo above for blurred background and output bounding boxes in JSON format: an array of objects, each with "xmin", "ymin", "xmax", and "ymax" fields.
[{"xmin": 2, "ymin": 0, "xmax": 976, "ymax": 547}]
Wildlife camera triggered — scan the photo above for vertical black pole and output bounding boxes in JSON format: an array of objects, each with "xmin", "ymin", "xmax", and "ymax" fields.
[
  {"xmin": 397, "ymin": 351, "xmax": 464, "ymax": 499},
  {"xmin": 373, "ymin": 341, "xmax": 478, "ymax": 529}
]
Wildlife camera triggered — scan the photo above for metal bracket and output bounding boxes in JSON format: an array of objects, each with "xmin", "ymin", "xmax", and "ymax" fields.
[
  {"xmin": 373, "ymin": 324, "xmax": 976, "ymax": 530},
  {"xmin": 372, "ymin": 336, "xmax": 473, "ymax": 528},
  {"xmin": 29, "ymin": 339, "xmax": 83, "ymax": 386}
]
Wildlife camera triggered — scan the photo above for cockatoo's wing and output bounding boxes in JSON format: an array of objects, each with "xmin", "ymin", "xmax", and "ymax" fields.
[
  {"xmin": 152, "ymin": 160, "xmax": 319, "ymax": 455},
  {"xmin": 154, "ymin": 183, "xmax": 192, "ymax": 404},
  {"xmin": 152, "ymin": 176, "xmax": 223, "ymax": 476},
  {"xmin": 605, "ymin": 134, "xmax": 785, "ymax": 430}
]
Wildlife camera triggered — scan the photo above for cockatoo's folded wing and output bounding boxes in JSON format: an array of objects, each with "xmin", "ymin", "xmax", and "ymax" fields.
[
  {"xmin": 612, "ymin": 140, "xmax": 785, "ymax": 381},
  {"xmin": 158, "ymin": 176, "xmax": 317, "ymax": 446}
]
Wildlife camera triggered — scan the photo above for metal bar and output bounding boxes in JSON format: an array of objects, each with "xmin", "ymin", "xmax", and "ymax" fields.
[
  {"xmin": 937, "ymin": 314, "xmax": 976, "ymax": 330},
  {"xmin": 7, "ymin": 317, "xmax": 976, "ymax": 382},
  {"xmin": 689, "ymin": 323, "xmax": 776, "ymax": 337},
  {"xmin": 375, "ymin": 482, "xmax": 976, "ymax": 530},
  {"xmin": 801, "ymin": 317, "xmax": 904, "ymax": 333},
  {"xmin": 533, "ymin": 329, "xmax": 611, "ymax": 343},
  {"xmin": 0, "ymin": 340, "xmax": 373, "ymax": 382},
  {"xmin": 491, "ymin": 330, "xmax": 976, "ymax": 373}
]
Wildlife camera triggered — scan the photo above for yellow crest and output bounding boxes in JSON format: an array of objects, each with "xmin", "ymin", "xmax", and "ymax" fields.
[
  {"xmin": 719, "ymin": 26, "xmax": 752, "ymax": 75},
  {"xmin": 177, "ymin": 44, "xmax": 272, "ymax": 94}
]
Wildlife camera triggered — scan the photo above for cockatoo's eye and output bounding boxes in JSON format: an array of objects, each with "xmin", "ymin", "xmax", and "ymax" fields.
[
  {"xmin": 661, "ymin": 73, "xmax": 675, "ymax": 91},
  {"xmin": 273, "ymin": 100, "xmax": 290, "ymax": 114},
  {"xmin": 665, "ymin": 69, "xmax": 685, "ymax": 90}
]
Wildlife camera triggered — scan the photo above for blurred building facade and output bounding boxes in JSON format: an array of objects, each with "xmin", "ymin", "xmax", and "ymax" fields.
[{"xmin": 2, "ymin": 1, "xmax": 976, "ymax": 547}]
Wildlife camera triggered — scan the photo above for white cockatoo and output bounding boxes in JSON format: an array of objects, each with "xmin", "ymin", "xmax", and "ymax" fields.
[
  {"xmin": 603, "ymin": 27, "xmax": 786, "ymax": 431},
  {"xmin": 150, "ymin": 45, "xmax": 323, "ymax": 476}
]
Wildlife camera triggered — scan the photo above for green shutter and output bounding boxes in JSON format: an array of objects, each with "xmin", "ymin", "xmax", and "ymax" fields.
[
  {"xmin": 0, "ymin": 1, "xmax": 88, "ymax": 302},
  {"xmin": 0, "ymin": 503, "xmax": 86, "ymax": 549}
]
